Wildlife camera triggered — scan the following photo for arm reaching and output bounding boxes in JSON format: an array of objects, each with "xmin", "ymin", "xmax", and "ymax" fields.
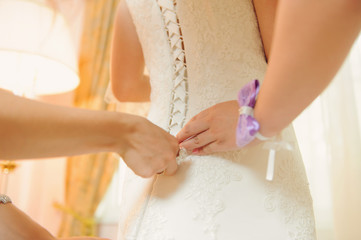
[
  {"xmin": 177, "ymin": 0, "xmax": 361, "ymax": 154},
  {"xmin": 0, "ymin": 89, "xmax": 178, "ymax": 177}
]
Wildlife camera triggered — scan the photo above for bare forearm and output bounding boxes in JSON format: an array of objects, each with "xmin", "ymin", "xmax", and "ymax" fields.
[
  {"xmin": 0, "ymin": 90, "xmax": 128, "ymax": 159},
  {"xmin": 255, "ymin": 0, "xmax": 361, "ymax": 136},
  {"xmin": 111, "ymin": 1, "xmax": 150, "ymax": 103},
  {"xmin": 111, "ymin": 74, "xmax": 151, "ymax": 102},
  {"xmin": 0, "ymin": 203, "xmax": 55, "ymax": 240}
]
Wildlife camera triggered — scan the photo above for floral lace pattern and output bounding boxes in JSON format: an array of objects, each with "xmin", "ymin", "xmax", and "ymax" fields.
[
  {"xmin": 119, "ymin": 0, "xmax": 316, "ymax": 239},
  {"xmin": 132, "ymin": 198, "xmax": 175, "ymax": 240},
  {"xmin": 184, "ymin": 155, "xmax": 243, "ymax": 240},
  {"xmin": 263, "ymin": 130, "xmax": 316, "ymax": 240}
]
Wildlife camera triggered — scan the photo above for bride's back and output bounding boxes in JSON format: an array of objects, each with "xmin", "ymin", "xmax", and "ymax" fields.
[
  {"xmin": 117, "ymin": 0, "xmax": 315, "ymax": 239},
  {"xmin": 126, "ymin": 0, "xmax": 267, "ymax": 133}
]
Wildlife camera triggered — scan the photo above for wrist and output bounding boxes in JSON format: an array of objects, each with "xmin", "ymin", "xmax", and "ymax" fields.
[
  {"xmin": 253, "ymin": 113, "xmax": 278, "ymax": 139},
  {"xmin": 253, "ymin": 104, "xmax": 281, "ymax": 138},
  {"xmin": 236, "ymin": 80, "xmax": 293, "ymax": 182},
  {"xmin": 101, "ymin": 112, "xmax": 139, "ymax": 155},
  {"xmin": 236, "ymin": 79, "xmax": 272, "ymax": 147}
]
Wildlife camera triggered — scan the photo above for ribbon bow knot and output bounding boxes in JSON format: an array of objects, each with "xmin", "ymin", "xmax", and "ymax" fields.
[
  {"xmin": 236, "ymin": 79, "xmax": 293, "ymax": 181},
  {"xmin": 236, "ymin": 79, "xmax": 260, "ymax": 148}
]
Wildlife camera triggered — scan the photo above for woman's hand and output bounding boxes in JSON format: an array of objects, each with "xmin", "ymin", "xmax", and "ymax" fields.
[
  {"xmin": 177, "ymin": 100, "xmax": 240, "ymax": 155},
  {"xmin": 118, "ymin": 114, "xmax": 179, "ymax": 178}
]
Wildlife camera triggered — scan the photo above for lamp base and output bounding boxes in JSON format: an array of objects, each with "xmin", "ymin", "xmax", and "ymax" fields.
[{"xmin": 0, "ymin": 161, "xmax": 18, "ymax": 194}]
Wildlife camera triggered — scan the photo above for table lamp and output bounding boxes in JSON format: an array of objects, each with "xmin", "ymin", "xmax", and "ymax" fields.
[{"xmin": 0, "ymin": 0, "xmax": 80, "ymax": 193}]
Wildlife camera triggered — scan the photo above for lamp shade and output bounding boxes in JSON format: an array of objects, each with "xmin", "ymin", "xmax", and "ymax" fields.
[{"xmin": 0, "ymin": 0, "xmax": 79, "ymax": 96}]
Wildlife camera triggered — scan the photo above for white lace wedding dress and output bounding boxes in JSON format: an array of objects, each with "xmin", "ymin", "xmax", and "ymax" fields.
[{"xmin": 115, "ymin": 0, "xmax": 316, "ymax": 239}]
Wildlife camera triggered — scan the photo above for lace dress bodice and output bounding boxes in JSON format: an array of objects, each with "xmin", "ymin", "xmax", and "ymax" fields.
[
  {"xmin": 126, "ymin": 0, "xmax": 267, "ymax": 133},
  {"xmin": 115, "ymin": 0, "xmax": 316, "ymax": 239}
]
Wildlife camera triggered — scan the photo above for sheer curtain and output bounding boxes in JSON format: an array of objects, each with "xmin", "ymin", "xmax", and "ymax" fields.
[
  {"xmin": 294, "ymin": 34, "xmax": 361, "ymax": 240},
  {"xmin": 57, "ymin": 0, "xmax": 120, "ymax": 237}
]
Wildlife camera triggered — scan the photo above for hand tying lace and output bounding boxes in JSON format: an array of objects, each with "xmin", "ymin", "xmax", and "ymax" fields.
[{"xmin": 177, "ymin": 79, "xmax": 293, "ymax": 181}]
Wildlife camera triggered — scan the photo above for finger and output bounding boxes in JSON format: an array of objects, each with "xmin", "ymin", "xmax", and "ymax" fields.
[
  {"xmin": 196, "ymin": 142, "xmax": 218, "ymax": 155},
  {"xmin": 157, "ymin": 170, "xmax": 165, "ymax": 175},
  {"xmin": 164, "ymin": 155, "xmax": 178, "ymax": 176},
  {"xmin": 158, "ymin": 137, "xmax": 178, "ymax": 176},
  {"xmin": 179, "ymin": 130, "xmax": 216, "ymax": 152},
  {"xmin": 176, "ymin": 115, "xmax": 209, "ymax": 143},
  {"xmin": 123, "ymin": 151, "xmax": 155, "ymax": 178}
]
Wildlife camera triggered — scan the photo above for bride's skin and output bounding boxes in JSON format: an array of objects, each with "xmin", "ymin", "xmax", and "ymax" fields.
[
  {"xmin": 178, "ymin": 0, "xmax": 361, "ymax": 154},
  {"xmin": 111, "ymin": 0, "xmax": 361, "ymax": 155},
  {"xmin": 111, "ymin": 0, "xmax": 150, "ymax": 102}
]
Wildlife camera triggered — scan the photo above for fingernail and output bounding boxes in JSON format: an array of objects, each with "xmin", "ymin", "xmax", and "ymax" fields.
[{"xmin": 192, "ymin": 149, "xmax": 200, "ymax": 155}]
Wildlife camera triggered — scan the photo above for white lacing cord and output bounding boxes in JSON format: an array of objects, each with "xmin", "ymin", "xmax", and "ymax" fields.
[
  {"xmin": 158, "ymin": 0, "xmax": 189, "ymax": 135},
  {"xmin": 134, "ymin": 1, "xmax": 189, "ymax": 239},
  {"xmin": 254, "ymin": 133, "xmax": 275, "ymax": 181}
]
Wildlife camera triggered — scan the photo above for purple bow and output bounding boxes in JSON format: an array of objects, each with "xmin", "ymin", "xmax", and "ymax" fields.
[{"xmin": 236, "ymin": 79, "xmax": 260, "ymax": 148}]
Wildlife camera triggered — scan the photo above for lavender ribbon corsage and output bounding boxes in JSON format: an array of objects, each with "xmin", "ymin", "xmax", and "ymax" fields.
[
  {"xmin": 235, "ymin": 79, "xmax": 293, "ymax": 181},
  {"xmin": 236, "ymin": 79, "xmax": 261, "ymax": 148}
]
